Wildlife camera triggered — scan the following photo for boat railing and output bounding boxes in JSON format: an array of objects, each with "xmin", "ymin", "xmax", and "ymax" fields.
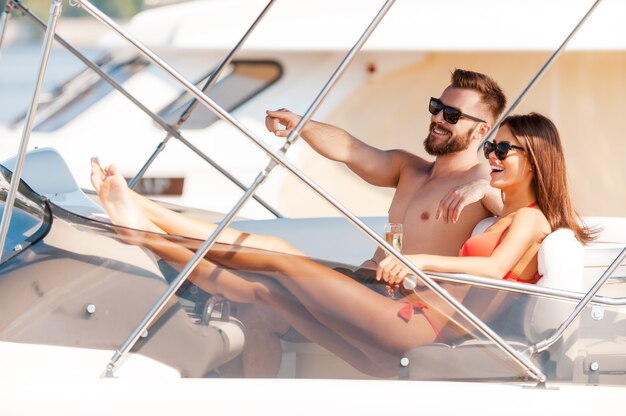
[
  {"xmin": 125, "ymin": 0, "xmax": 281, "ymax": 221},
  {"xmin": 529, "ymin": 245, "xmax": 626, "ymax": 354},
  {"xmin": 0, "ymin": 0, "xmax": 619, "ymax": 386},
  {"xmin": 0, "ymin": 0, "xmax": 12, "ymax": 52},
  {"xmin": 428, "ymin": 270, "xmax": 626, "ymax": 308},
  {"xmin": 427, "ymin": 260, "xmax": 626, "ymax": 352},
  {"xmin": 65, "ymin": 0, "xmax": 435, "ymax": 380},
  {"xmin": 0, "ymin": 0, "xmax": 282, "ymax": 218},
  {"xmin": 475, "ymin": 0, "xmax": 603, "ymax": 150},
  {"xmin": 0, "ymin": 0, "xmax": 62, "ymax": 263}
]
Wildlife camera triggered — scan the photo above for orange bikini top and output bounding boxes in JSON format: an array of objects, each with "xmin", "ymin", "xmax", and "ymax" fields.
[{"xmin": 458, "ymin": 204, "xmax": 541, "ymax": 284}]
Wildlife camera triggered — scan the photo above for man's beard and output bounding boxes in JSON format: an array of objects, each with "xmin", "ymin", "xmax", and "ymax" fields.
[{"xmin": 423, "ymin": 122, "xmax": 474, "ymax": 156}]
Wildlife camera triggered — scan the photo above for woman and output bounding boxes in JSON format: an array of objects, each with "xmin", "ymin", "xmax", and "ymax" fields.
[
  {"xmin": 378, "ymin": 112, "xmax": 594, "ymax": 285},
  {"xmin": 90, "ymin": 113, "xmax": 593, "ymax": 377}
]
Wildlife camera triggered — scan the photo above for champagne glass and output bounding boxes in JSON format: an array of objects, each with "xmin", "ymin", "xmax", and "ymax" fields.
[
  {"xmin": 383, "ymin": 223, "xmax": 403, "ymax": 298},
  {"xmin": 383, "ymin": 222, "xmax": 403, "ymax": 253}
]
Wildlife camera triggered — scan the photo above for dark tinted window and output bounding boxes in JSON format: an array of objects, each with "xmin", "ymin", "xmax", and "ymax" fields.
[
  {"xmin": 26, "ymin": 57, "xmax": 149, "ymax": 132},
  {"xmin": 158, "ymin": 61, "xmax": 282, "ymax": 129}
]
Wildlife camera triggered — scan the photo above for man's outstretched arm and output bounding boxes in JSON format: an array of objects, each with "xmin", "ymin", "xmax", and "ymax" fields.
[{"xmin": 266, "ymin": 109, "xmax": 410, "ymax": 187}]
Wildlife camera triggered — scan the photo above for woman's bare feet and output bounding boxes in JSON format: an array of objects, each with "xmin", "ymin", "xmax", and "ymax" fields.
[{"xmin": 90, "ymin": 157, "xmax": 162, "ymax": 234}]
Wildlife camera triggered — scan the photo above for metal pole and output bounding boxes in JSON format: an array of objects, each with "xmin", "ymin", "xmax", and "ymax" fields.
[
  {"xmin": 72, "ymin": 0, "xmax": 286, "ymax": 166},
  {"xmin": 14, "ymin": 1, "xmax": 280, "ymax": 218},
  {"xmin": 426, "ymin": 271, "xmax": 626, "ymax": 307},
  {"xmin": 175, "ymin": 0, "xmax": 276, "ymax": 128},
  {"xmin": 106, "ymin": 166, "xmax": 273, "ymax": 376},
  {"xmin": 530, "ymin": 246, "xmax": 626, "ymax": 354},
  {"xmin": 128, "ymin": 0, "xmax": 277, "ymax": 194},
  {"xmin": 72, "ymin": 0, "xmax": 390, "ymax": 175},
  {"xmin": 77, "ymin": 0, "xmax": 543, "ymax": 380},
  {"xmin": 102, "ymin": 0, "xmax": 397, "ymax": 376},
  {"xmin": 0, "ymin": 0, "xmax": 62, "ymax": 260},
  {"xmin": 280, "ymin": 0, "xmax": 395, "ymax": 150},
  {"xmin": 477, "ymin": 0, "xmax": 603, "ymax": 151},
  {"xmin": 0, "ymin": 0, "xmax": 15, "ymax": 58}
]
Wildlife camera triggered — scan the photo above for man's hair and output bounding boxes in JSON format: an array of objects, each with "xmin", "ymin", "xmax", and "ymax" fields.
[{"xmin": 450, "ymin": 68, "xmax": 507, "ymax": 123}]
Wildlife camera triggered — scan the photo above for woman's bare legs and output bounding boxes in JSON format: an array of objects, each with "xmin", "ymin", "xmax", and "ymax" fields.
[
  {"xmin": 90, "ymin": 159, "xmax": 438, "ymax": 375},
  {"xmin": 209, "ymin": 248, "xmax": 439, "ymax": 354},
  {"xmin": 90, "ymin": 158, "xmax": 298, "ymax": 254},
  {"xmin": 128, "ymin": 232, "xmax": 404, "ymax": 375}
]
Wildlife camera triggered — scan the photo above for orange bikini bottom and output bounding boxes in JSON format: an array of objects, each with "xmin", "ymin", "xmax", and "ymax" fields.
[
  {"xmin": 397, "ymin": 301, "xmax": 444, "ymax": 343},
  {"xmin": 334, "ymin": 267, "xmax": 443, "ymax": 343}
]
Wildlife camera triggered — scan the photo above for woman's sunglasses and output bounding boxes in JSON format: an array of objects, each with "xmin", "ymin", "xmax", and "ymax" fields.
[
  {"xmin": 429, "ymin": 97, "xmax": 486, "ymax": 125},
  {"xmin": 483, "ymin": 140, "xmax": 525, "ymax": 161}
]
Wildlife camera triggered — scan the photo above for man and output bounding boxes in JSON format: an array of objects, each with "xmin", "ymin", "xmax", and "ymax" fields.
[
  {"xmin": 222, "ymin": 68, "xmax": 508, "ymax": 377},
  {"xmin": 266, "ymin": 68, "xmax": 505, "ymax": 260}
]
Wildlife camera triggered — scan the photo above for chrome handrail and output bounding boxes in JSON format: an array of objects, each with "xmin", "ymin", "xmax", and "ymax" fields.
[
  {"xmin": 427, "ymin": 271, "xmax": 626, "ymax": 307},
  {"xmin": 0, "ymin": 0, "xmax": 63, "ymax": 260},
  {"xmin": 127, "ymin": 0, "xmax": 279, "ymax": 220},
  {"xmin": 0, "ymin": 0, "xmax": 14, "ymax": 58},
  {"xmin": 476, "ymin": 0, "xmax": 603, "ymax": 152},
  {"xmin": 6, "ymin": 0, "xmax": 281, "ymax": 218},
  {"xmin": 530, "ymin": 245, "xmax": 626, "ymax": 354}
]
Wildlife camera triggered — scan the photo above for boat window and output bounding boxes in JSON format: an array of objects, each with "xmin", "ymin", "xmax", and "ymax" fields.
[
  {"xmin": 0, "ymin": 165, "xmax": 51, "ymax": 262},
  {"xmin": 157, "ymin": 60, "xmax": 282, "ymax": 129},
  {"xmin": 17, "ymin": 56, "xmax": 149, "ymax": 132}
]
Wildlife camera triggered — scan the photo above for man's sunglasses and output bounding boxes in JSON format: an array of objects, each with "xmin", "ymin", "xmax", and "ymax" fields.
[
  {"xmin": 483, "ymin": 140, "xmax": 525, "ymax": 161},
  {"xmin": 429, "ymin": 97, "xmax": 486, "ymax": 125}
]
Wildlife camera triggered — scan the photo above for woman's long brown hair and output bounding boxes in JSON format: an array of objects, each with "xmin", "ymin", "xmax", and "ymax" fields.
[{"xmin": 501, "ymin": 113, "xmax": 596, "ymax": 244}]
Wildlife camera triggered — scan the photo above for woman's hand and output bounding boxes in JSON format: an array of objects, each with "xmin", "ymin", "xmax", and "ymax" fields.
[{"xmin": 376, "ymin": 255, "xmax": 423, "ymax": 285}]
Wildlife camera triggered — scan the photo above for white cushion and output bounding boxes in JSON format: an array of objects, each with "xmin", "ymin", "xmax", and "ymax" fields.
[
  {"xmin": 537, "ymin": 228, "xmax": 584, "ymax": 291},
  {"xmin": 471, "ymin": 216, "xmax": 497, "ymax": 236},
  {"xmin": 525, "ymin": 228, "xmax": 584, "ymax": 341},
  {"xmin": 3, "ymin": 147, "xmax": 105, "ymax": 218}
]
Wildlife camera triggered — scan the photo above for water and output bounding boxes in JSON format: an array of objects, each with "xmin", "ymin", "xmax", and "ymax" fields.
[{"xmin": 0, "ymin": 44, "xmax": 101, "ymax": 125}]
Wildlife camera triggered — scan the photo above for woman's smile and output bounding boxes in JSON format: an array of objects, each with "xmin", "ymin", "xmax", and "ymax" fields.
[{"xmin": 489, "ymin": 161, "xmax": 504, "ymax": 175}]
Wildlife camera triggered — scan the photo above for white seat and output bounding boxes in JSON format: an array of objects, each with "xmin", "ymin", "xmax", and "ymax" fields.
[
  {"xmin": 2, "ymin": 147, "xmax": 106, "ymax": 218},
  {"xmin": 527, "ymin": 228, "xmax": 584, "ymax": 340}
]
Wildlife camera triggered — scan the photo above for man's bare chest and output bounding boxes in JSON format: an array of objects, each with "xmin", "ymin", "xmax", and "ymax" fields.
[{"xmin": 388, "ymin": 175, "xmax": 468, "ymax": 222}]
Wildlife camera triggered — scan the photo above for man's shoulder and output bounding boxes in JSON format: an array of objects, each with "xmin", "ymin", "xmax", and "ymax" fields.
[{"xmin": 390, "ymin": 149, "xmax": 432, "ymax": 171}]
